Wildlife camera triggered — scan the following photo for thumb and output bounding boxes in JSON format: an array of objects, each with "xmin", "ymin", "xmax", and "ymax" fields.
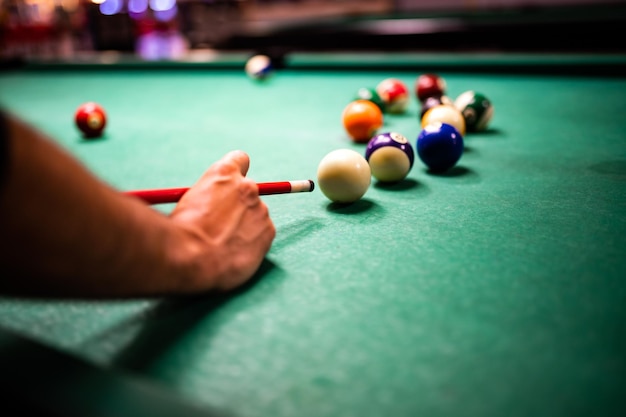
[{"xmin": 222, "ymin": 150, "xmax": 250, "ymax": 177}]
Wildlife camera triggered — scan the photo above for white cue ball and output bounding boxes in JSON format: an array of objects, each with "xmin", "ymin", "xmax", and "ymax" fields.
[{"xmin": 317, "ymin": 149, "xmax": 371, "ymax": 203}]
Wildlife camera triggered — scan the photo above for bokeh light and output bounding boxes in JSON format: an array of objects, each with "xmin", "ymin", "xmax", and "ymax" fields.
[
  {"xmin": 149, "ymin": 0, "xmax": 175, "ymax": 12},
  {"xmin": 154, "ymin": 4, "xmax": 178, "ymax": 21},
  {"xmin": 128, "ymin": 0, "xmax": 149, "ymax": 14},
  {"xmin": 99, "ymin": 0, "xmax": 123, "ymax": 15}
]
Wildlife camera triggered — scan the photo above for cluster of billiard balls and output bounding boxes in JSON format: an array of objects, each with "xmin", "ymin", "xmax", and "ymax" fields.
[
  {"xmin": 316, "ymin": 133, "xmax": 414, "ymax": 204},
  {"xmin": 341, "ymin": 78, "xmax": 410, "ymax": 143},
  {"xmin": 417, "ymin": 74, "xmax": 494, "ymax": 172},
  {"xmin": 318, "ymin": 74, "xmax": 494, "ymax": 203}
]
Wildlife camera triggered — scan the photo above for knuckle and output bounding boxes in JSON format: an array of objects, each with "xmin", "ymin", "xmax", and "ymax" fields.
[{"xmin": 239, "ymin": 178, "xmax": 259, "ymax": 199}]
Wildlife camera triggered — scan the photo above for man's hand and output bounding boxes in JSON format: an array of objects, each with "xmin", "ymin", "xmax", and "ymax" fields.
[{"xmin": 170, "ymin": 151, "xmax": 276, "ymax": 291}]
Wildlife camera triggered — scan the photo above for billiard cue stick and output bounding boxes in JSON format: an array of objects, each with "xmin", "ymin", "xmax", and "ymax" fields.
[{"xmin": 124, "ymin": 180, "xmax": 315, "ymax": 205}]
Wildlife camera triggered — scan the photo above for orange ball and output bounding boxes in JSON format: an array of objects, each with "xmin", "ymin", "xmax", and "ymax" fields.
[{"xmin": 342, "ymin": 99, "xmax": 384, "ymax": 143}]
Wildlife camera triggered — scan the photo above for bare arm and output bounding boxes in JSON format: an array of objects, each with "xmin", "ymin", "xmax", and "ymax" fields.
[{"xmin": 0, "ymin": 111, "xmax": 275, "ymax": 298}]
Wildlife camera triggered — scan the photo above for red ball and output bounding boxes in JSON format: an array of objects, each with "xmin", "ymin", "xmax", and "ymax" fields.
[
  {"xmin": 75, "ymin": 102, "xmax": 107, "ymax": 138},
  {"xmin": 376, "ymin": 78, "xmax": 409, "ymax": 114},
  {"xmin": 415, "ymin": 74, "xmax": 446, "ymax": 102}
]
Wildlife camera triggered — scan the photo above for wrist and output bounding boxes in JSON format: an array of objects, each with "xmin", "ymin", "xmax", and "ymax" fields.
[{"xmin": 164, "ymin": 224, "xmax": 223, "ymax": 294}]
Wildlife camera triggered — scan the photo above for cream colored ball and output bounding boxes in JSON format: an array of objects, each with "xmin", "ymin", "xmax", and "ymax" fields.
[
  {"xmin": 317, "ymin": 149, "xmax": 371, "ymax": 203},
  {"xmin": 421, "ymin": 104, "xmax": 466, "ymax": 136},
  {"xmin": 368, "ymin": 145, "xmax": 412, "ymax": 183},
  {"xmin": 245, "ymin": 54, "xmax": 272, "ymax": 80}
]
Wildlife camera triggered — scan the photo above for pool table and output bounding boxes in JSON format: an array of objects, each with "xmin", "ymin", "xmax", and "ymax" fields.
[{"xmin": 0, "ymin": 52, "xmax": 625, "ymax": 417}]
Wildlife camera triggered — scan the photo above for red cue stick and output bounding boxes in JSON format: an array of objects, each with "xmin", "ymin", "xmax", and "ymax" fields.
[{"xmin": 125, "ymin": 180, "xmax": 315, "ymax": 205}]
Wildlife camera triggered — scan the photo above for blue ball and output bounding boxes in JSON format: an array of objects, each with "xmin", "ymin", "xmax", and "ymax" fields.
[
  {"xmin": 365, "ymin": 132, "xmax": 415, "ymax": 182},
  {"xmin": 416, "ymin": 122, "xmax": 464, "ymax": 172}
]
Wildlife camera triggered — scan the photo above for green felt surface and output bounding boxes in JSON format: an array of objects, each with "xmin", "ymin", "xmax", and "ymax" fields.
[
  {"xmin": 0, "ymin": 55, "xmax": 625, "ymax": 417},
  {"xmin": 0, "ymin": 328, "xmax": 228, "ymax": 417}
]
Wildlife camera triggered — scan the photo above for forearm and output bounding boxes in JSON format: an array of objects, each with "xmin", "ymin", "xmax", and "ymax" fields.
[{"xmin": 0, "ymin": 112, "xmax": 204, "ymax": 297}]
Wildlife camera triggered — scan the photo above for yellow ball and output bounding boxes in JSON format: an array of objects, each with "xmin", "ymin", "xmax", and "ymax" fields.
[
  {"xmin": 317, "ymin": 149, "xmax": 371, "ymax": 203},
  {"xmin": 421, "ymin": 104, "xmax": 466, "ymax": 136}
]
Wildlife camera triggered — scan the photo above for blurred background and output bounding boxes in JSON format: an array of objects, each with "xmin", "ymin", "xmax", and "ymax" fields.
[{"xmin": 1, "ymin": 0, "xmax": 625, "ymax": 62}]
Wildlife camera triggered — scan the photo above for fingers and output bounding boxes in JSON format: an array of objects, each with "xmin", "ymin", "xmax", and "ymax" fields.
[
  {"xmin": 193, "ymin": 151, "xmax": 250, "ymax": 191},
  {"xmin": 222, "ymin": 150, "xmax": 250, "ymax": 177},
  {"xmin": 216, "ymin": 151, "xmax": 259, "ymax": 205},
  {"xmin": 167, "ymin": 149, "xmax": 276, "ymax": 293},
  {"xmin": 239, "ymin": 178, "xmax": 262, "ymax": 207}
]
